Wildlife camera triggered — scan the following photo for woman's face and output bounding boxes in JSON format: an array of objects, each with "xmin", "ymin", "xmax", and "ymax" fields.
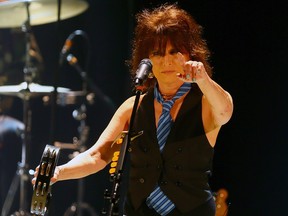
[{"xmin": 149, "ymin": 40, "xmax": 189, "ymax": 85}]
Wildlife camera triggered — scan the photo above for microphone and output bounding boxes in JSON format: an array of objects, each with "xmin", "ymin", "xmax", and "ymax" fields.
[
  {"xmin": 59, "ymin": 30, "xmax": 87, "ymax": 65},
  {"xmin": 59, "ymin": 34, "xmax": 75, "ymax": 65},
  {"xmin": 134, "ymin": 59, "xmax": 153, "ymax": 86}
]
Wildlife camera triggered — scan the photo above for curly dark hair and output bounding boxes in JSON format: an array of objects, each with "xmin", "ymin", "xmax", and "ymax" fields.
[{"xmin": 128, "ymin": 3, "xmax": 212, "ymax": 91}]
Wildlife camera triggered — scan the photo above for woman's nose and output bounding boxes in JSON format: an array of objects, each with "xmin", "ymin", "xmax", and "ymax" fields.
[{"xmin": 163, "ymin": 55, "xmax": 172, "ymax": 66}]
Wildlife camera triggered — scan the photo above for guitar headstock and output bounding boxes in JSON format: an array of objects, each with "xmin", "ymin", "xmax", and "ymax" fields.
[{"xmin": 214, "ymin": 188, "xmax": 229, "ymax": 216}]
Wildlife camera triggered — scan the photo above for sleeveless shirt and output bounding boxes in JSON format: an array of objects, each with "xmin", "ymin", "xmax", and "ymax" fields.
[{"xmin": 127, "ymin": 84, "xmax": 214, "ymax": 214}]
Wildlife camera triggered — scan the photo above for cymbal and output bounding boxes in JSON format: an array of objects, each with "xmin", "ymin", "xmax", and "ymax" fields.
[
  {"xmin": 0, "ymin": 82, "xmax": 70, "ymax": 99},
  {"xmin": 0, "ymin": 0, "xmax": 89, "ymax": 28}
]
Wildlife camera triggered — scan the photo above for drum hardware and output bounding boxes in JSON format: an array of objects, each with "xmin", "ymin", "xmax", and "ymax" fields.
[
  {"xmin": 0, "ymin": 1, "xmax": 88, "ymax": 215},
  {"xmin": 1, "ymin": 92, "xmax": 33, "ymax": 216},
  {"xmin": 54, "ymin": 103, "xmax": 97, "ymax": 216},
  {"xmin": 42, "ymin": 91, "xmax": 95, "ymax": 107},
  {"xmin": 1, "ymin": 2, "xmax": 42, "ymax": 214}
]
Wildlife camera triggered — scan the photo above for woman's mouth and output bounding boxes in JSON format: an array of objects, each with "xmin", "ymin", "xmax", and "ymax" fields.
[{"xmin": 161, "ymin": 70, "xmax": 175, "ymax": 74}]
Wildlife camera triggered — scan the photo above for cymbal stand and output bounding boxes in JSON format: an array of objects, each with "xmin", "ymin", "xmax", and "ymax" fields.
[
  {"xmin": 1, "ymin": 62, "xmax": 34, "ymax": 216},
  {"xmin": 22, "ymin": 4, "xmax": 37, "ymax": 85},
  {"xmin": 1, "ymin": 2, "xmax": 36, "ymax": 216},
  {"xmin": 55, "ymin": 103, "xmax": 97, "ymax": 216}
]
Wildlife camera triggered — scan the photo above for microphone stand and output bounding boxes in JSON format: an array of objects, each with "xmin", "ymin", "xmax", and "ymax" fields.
[
  {"xmin": 102, "ymin": 87, "xmax": 142, "ymax": 216},
  {"xmin": 66, "ymin": 54, "xmax": 116, "ymax": 111},
  {"xmin": 56, "ymin": 52, "xmax": 98, "ymax": 216}
]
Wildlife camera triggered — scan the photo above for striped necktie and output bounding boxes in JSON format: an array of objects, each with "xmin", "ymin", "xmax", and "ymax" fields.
[{"xmin": 146, "ymin": 82, "xmax": 191, "ymax": 216}]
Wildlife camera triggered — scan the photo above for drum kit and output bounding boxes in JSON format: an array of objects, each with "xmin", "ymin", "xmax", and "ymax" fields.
[{"xmin": 0, "ymin": 0, "xmax": 102, "ymax": 215}]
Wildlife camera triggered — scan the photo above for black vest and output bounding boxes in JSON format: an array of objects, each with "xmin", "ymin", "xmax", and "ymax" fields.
[{"xmin": 127, "ymin": 84, "xmax": 214, "ymax": 214}]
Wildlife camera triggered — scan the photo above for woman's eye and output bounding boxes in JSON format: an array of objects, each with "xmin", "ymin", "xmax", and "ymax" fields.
[
  {"xmin": 169, "ymin": 49, "xmax": 178, "ymax": 55},
  {"xmin": 151, "ymin": 51, "xmax": 160, "ymax": 56}
]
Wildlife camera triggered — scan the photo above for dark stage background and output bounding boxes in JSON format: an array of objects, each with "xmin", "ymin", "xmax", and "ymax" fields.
[{"xmin": 0, "ymin": 0, "xmax": 287, "ymax": 216}]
